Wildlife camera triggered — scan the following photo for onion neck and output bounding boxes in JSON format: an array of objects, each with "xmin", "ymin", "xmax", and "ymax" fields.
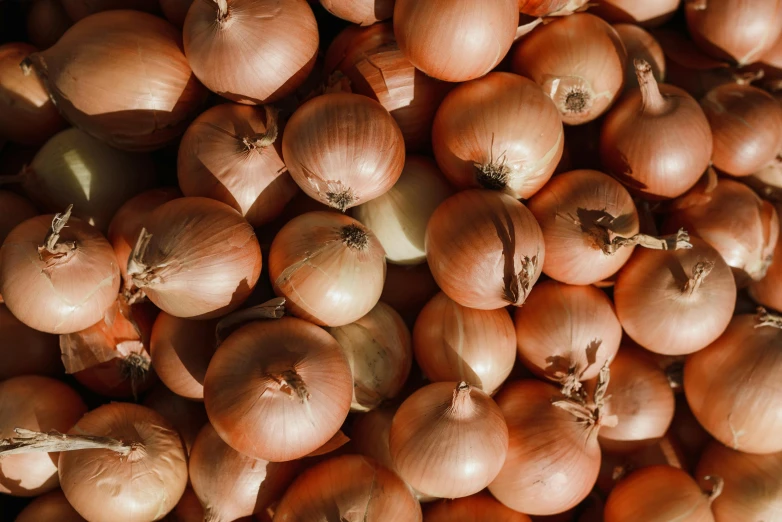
[
  {"xmin": 635, "ymin": 59, "xmax": 668, "ymax": 115},
  {"xmin": 341, "ymin": 224, "xmax": 369, "ymax": 251},
  {"xmin": 756, "ymin": 307, "xmax": 782, "ymax": 329},
  {"xmin": 448, "ymin": 382, "xmax": 475, "ymax": 419},
  {"xmin": 242, "ymin": 106, "xmax": 279, "ymax": 152},
  {"xmin": 276, "ymin": 369, "xmax": 311, "ymax": 403},
  {"xmin": 474, "ymin": 136, "xmax": 510, "ymax": 190},
  {"xmin": 38, "ymin": 204, "xmax": 77, "ymax": 264},
  {"xmin": 213, "ymin": 0, "xmax": 230, "ymax": 23},
  {"xmin": 327, "ymin": 184, "xmax": 356, "ymax": 212},
  {"xmin": 215, "ymin": 297, "xmax": 286, "ymax": 344},
  {"xmin": 552, "ymin": 362, "xmax": 617, "ymax": 437},
  {"xmin": 127, "ymin": 228, "xmax": 159, "ymax": 297},
  {"xmin": 0, "ymin": 428, "xmax": 139, "ymax": 457},
  {"xmin": 682, "ymin": 261, "xmax": 714, "ymax": 296}
]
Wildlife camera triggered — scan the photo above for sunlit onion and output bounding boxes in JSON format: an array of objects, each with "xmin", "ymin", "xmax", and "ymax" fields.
[
  {"xmin": 613, "ymin": 24, "xmax": 666, "ymax": 87},
  {"xmin": 320, "ymin": 0, "xmax": 393, "ymax": 25},
  {"xmin": 424, "ymin": 493, "xmax": 532, "ymax": 522},
  {"xmin": 142, "ymin": 384, "xmax": 208, "ymax": 455},
  {"xmin": 16, "ymin": 490, "xmax": 85, "ymax": 522},
  {"xmin": 26, "ymin": 0, "xmax": 73, "ymax": 50},
  {"xmin": 592, "ymin": 0, "xmax": 680, "ymax": 26},
  {"xmin": 0, "ymin": 304, "xmax": 62, "ymax": 380},
  {"xmin": 0, "ymin": 190, "xmax": 37, "ymax": 246}
]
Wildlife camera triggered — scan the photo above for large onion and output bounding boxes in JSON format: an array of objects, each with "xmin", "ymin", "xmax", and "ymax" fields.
[
  {"xmin": 0, "ymin": 191, "xmax": 38, "ymax": 247},
  {"xmin": 142, "ymin": 384, "xmax": 208, "ymax": 455},
  {"xmin": 432, "ymin": 72, "xmax": 563, "ymax": 198},
  {"xmin": 16, "ymin": 490, "xmax": 86, "ymax": 522},
  {"xmin": 424, "ymin": 493, "xmax": 532, "ymax": 522},
  {"xmin": 183, "ymin": 0, "xmax": 318, "ymax": 104},
  {"xmin": 0, "ymin": 304, "xmax": 62, "ymax": 380},
  {"xmin": 426, "ymin": 190, "xmax": 545, "ymax": 310},
  {"xmin": 592, "ymin": 0, "xmax": 680, "ymax": 26},
  {"xmin": 320, "ymin": 0, "xmax": 393, "ymax": 26},
  {"xmin": 177, "ymin": 103, "xmax": 298, "ymax": 228},
  {"xmin": 25, "ymin": 10, "xmax": 208, "ymax": 151}
]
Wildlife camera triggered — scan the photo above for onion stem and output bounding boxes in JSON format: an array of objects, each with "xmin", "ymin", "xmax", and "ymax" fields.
[
  {"xmin": 213, "ymin": 0, "xmax": 229, "ymax": 21},
  {"xmin": 551, "ymin": 362, "xmax": 618, "ymax": 434},
  {"xmin": 682, "ymin": 261, "xmax": 714, "ymax": 296},
  {"xmin": 449, "ymin": 382, "xmax": 475, "ymax": 418},
  {"xmin": 0, "ymin": 428, "xmax": 135, "ymax": 457},
  {"xmin": 635, "ymin": 59, "xmax": 667, "ymax": 114},
  {"xmin": 755, "ymin": 307, "xmax": 782, "ymax": 329},
  {"xmin": 703, "ymin": 475, "xmax": 724, "ymax": 504},
  {"xmin": 277, "ymin": 370, "xmax": 311, "ymax": 403},
  {"xmin": 215, "ymin": 297, "xmax": 286, "ymax": 343},
  {"xmin": 38, "ymin": 204, "xmax": 76, "ymax": 260}
]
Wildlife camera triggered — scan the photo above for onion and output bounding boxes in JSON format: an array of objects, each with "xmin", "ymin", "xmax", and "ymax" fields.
[
  {"xmin": 511, "ymin": 14, "xmax": 627, "ymax": 125},
  {"xmin": 426, "ymin": 190, "xmax": 545, "ymax": 310},
  {"xmin": 614, "ymin": 24, "xmax": 666, "ymax": 87},
  {"xmin": 269, "ymin": 211, "xmax": 386, "ymax": 327},
  {"xmin": 352, "ymin": 156, "xmax": 452, "ymax": 265},
  {"xmin": 190, "ymin": 423, "xmax": 298, "ymax": 522},
  {"xmin": 159, "ymin": 0, "xmax": 192, "ymax": 28},
  {"xmin": 592, "ymin": 0, "xmax": 680, "ymax": 26},
  {"xmin": 666, "ymin": 176, "xmax": 780, "ymax": 283},
  {"xmin": 0, "ymin": 190, "xmax": 38, "ymax": 246},
  {"xmin": 381, "ymin": 263, "xmax": 439, "ymax": 327},
  {"xmin": 204, "ymin": 317, "xmax": 352, "ymax": 461},
  {"xmin": 0, "ymin": 304, "xmax": 62, "ymax": 380},
  {"xmin": 129, "ymin": 197, "xmax": 262, "ymax": 319},
  {"xmin": 12, "ymin": 127, "xmax": 156, "ymax": 233},
  {"xmin": 320, "ymin": 0, "xmax": 393, "ymax": 25},
  {"xmin": 757, "ymin": 33, "xmax": 782, "ymax": 82},
  {"xmin": 143, "ymin": 384, "xmax": 208, "ymax": 455},
  {"xmin": 669, "ymin": 396, "xmax": 713, "ymax": 471},
  {"xmin": 604, "ymin": 465, "xmax": 719, "ymax": 521},
  {"xmin": 0, "ymin": 376, "xmax": 86, "ymax": 496},
  {"xmin": 16, "ymin": 490, "xmax": 85, "ymax": 522},
  {"xmin": 183, "ymin": 0, "xmax": 318, "ymax": 104},
  {"xmin": 0, "ymin": 207, "xmax": 120, "ymax": 334},
  {"xmin": 685, "ymin": 310, "xmax": 782, "ymax": 454},
  {"xmin": 165, "ymin": 487, "xmax": 206, "ymax": 522},
  {"xmin": 697, "ymin": 441, "xmax": 782, "ymax": 520},
  {"xmin": 282, "ymin": 93, "xmax": 405, "ymax": 211},
  {"xmin": 432, "ymin": 72, "xmax": 563, "ymax": 198},
  {"xmin": 685, "ymin": 0, "xmax": 782, "ymax": 67},
  {"xmin": 327, "ymin": 302, "xmax": 412, "ymax": 412},
  {"xmin": 25, "ymin": 10, "xmax": 208, "ymax": 151},
  {"xmin": 600, "ymin": 59, "xmax": 713, "ymax": 199},
  {"xmin": 700, "ymin": 83, "xmax": 782, "ymax": 177},
  {"xmin": 517, "ymin": 0, "xmax": 587, "ymax": 17},
  {"xmin": 597, "ymin": 434, "xmax": 688, "ymax": 494},
  {"xmin": 274, "ymin": 454, "xmax": 422, "ymax": 521},
  {"xmin": 393, "ymin": 0, "xmax": 517, "ymax": 82},
  {"xmin": 0, "ymin": 43, "xmax": 65, "ymax": 145},
  {"xmin": 60, "ymin": 0, "xmax": 159, "ymax": 20},
  {"xmin": 26, "ymin": 0, "xmax": 73, "ymax": 50},
  {"xmin": 514, "ymin": 280, "xmax": 622, "ymax": 391},
  {"xmin": 750, "ymin": 215, "xmax": 782, "ymax": 311},
  {"xmin": 351, "ymin": 407, "xmax": 397, "ymax": 472},
  {"xmin": 424, "ymin": 493, "xmax": 532, "ymax": 522},
  {"xmin": 745, "ymin": 156, "xmax": 782, "ymax": 203},
  {"xmin": 614, "ymin": 238, "xmax": 736, "ymax": 355},
  {"xmin": 178, "ymin": 104, "xmax": 298, "ymax": 228}
]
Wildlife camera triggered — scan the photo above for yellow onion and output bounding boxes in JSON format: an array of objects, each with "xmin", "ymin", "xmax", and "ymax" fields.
[
  {"xmin": 0, "ymin": 304, "xmax": 62, "ymax": 380},
  {"xmin": 424, "ymin": 493, "xmax": 532, "ymax": 522},
  {"xmin": 16, "ymin": 490, "xmax": 85, "ymax": 522},
  {"xmin": 320, "ymin": 0, "xmax": 393, "ymax": 25},
  {"xmin": 142, "ymin": 385, "xmax": 208, "ymax": 455},
  {"xmin": 592, "ymin": 0, "xmax": 680, "ymax": 26},
  {"xmin": 614, "ymin": 24, "xmax": 666, "ymax": 87},
  {"xmin": 0, "ymin": 190, "xmax": 38, "ymax": 246},
  {"xmin": 26, "ymin": 0, "xmax": 73, "ymax": 50}
]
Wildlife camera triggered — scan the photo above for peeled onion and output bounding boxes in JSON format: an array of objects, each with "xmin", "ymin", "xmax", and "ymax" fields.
[
  {"xmin": 142, "ymin": 384, "xmax": 208, "ymax": 455},
  {"xmin": 26, "ymin": 0, "xmax": 73, "ymax": 50},
  {"xmin": 592, "ymin": 0, "xmax": 680, "ymax": 26},
  {"xmin": 750, "ymin": 217, "xmax": 782, "ymax": 311},
  {"xmin": 0, "ymin": 304, "xmax": 62, "ymax": 380},
  {"xmin": 614, "ymin": 24, "xmax": 666, "ymax": 87},
  {"xmin": 16, "ymin": 490, "xmax": 85, "ymax": 522},
  {"xmin": 320, "ymin": 0, "xmax": 393, "ymax": 26},
  {"xmin": 0, "ymin": 190, "xmax": 38, "ymax": 247},
  {"xmin": 424, "ymin": 493, "xmax": 532, "ymax": 522}
]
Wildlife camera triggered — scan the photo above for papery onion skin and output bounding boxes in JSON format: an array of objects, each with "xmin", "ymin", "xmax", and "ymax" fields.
[
  {"xmin": 697, "ymin": 441, "xmax": 782, "ymax": 521},
  {"xmin": 269, "ymin": 211, "xmax": 386, "ymax": 327},
  {"xmin": 159, "ymin": 0, "xmax": 192, "ymax": 28},
  {"xmin": 183, "ymin": 0, "xmax": 318, "ymax": 105},
  {"xmin": 0, "ymin": 304, "xmax": 62, "ymax": 380},
  {"xmin": 749, "ymin": 220, "xmax": 782, "ymax": 311},
  {"xmin": 204, "ymin": 317, "xmax": 353, "ymax": 462},
  {"xmin": 27, "ymin": 10, "xmax": 208, "ymax": 151},
  {"xmin": 425, "ymin": 189, "xmax": 545, "ymax": 310},
  {"xmin": 591, "ymin": 0, "xmax": 680, "ymax": 27},
  {"xmin": 393, "ymin": 0, "xmax": 517, "ymax": 83},
  {"xmin": 143, "ymin": 385, "xmax": 208, "ymax": 455},
  {"xmin": 514, "ymin": 280, "xmax": 622, "ymax": 384},
  {"xmin": 511, "ymin": 14, "xmax": 627, "ymax": 126},
  {"xmin": 352, "ymin": 156, "xmax": 452, "ymax": 265},
  {"xmin": 177, "ymin": 103, "xmax": 298, "ymax": 228},
  {"xmin": 614, "ymin": 238, "xmax": 736, "ymax": 355},
  {"xmin": 0, "ymin": 213, "xmax": 121, "ymax": 334},
  {"xmin": 282, "ymin": 93, "xmax": 405, "ymax": 211},
  {"xmin": 320, "ymin": 0, "xmax": 393, "ymax": 25},
  {"xmin": 0, "ymin": 376, "xmax": 86, "ymax": 497},
  {"xmin": 381, "ymin": 262, "xmax": 440, "ymax": 327},
  {"xmin": 604, "ymin": 466, "xmax": 715, "ymax": 522},
  {"xmin": 16, "ymin": 490, "xmax": 86, "ymax": 522},
  {"xmin": 58, "ymin": 403, "xmax": 188, "ymax": 522},
  {"xmin": 0, "ymin": 43, "xmax": 65, "ymax": 145},
  {"xmin": 614, "ymin": 24, "xmax": 666, "ymax": 87},
  {"xmin": 414, "ymin": 292, "xmax": 516, "ymax": 395},
  {"xmin": 517, "ymin": 0, "xmax": 577, "ymax": 17},
  {"xmin": 700, "ymin": 84, "xmax": 782, "ymax": 177},
  {"xmin": 26, "ymin": 0, "xmax": 73, "ymax": 50},
  {"xmin": 0, "ymin": 190, "xmax": 38, "ymax": 246},
  {"xmin": 685, "ymin": 313, "xmax": 782, "ymax": 454},
  {"xmin": 432, "ymin": 72, "xmax": 563, "ymax": 198},
  {"xmin": 424, "ymin": 493, "xmax": 532, "ymax": 522}
]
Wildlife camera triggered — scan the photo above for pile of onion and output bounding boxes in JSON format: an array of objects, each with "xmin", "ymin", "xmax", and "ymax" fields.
[
  {"xmin": 591, "ymin": 0, "xmax": 680, "ymax": 26},
  {"xmin": 0, "ymin": 304, "xmax": 62, "ymax": 380},
  {"xmin": 142, "ymin": 384, "xmax": 208, "ymax": 454},
  {"xmin": 613, "ymin": 24, "xmax": 666, "ymax": 87},
  {"xmin": 426, "ymin": 190, "xmax": 544, "ymax": 310}
]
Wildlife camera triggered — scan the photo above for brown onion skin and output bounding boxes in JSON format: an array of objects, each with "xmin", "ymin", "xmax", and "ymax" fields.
[
  {"xmin": 750, "ymin": 218, "xmax": 782, "ymax": 311},
  {"xmin": 16, "ymin": 490, "xmax": 86, "ymax": 522},
  {"xmin": 432, "ymin": 72, "xmax": 563, "ymax": 198},
  {"xmin": 27, "ymin": 11, "xmax": 208, "ymax": 151},
  {"xmin": 424, "ymin": 493, "xmax": 532, "ymax": 522},
  {"xmin": 320, "ymin": 0, "xmax": 393, "ymax": 25},
  {"xmin": 697, "ymin": 441, "xmax": 782, "ymax": 521},
  {"xmin": 488, "ymin": 380, "xmax": 601, "ymax": 516},
  {"xmin": 273, "ymin": 454, "xmax": 423, "ymax": 522},
  {"xmin": 143, "ymin": 385, "xmax": 208, "ymax": 455},
  {"xmin": 0, "ymin": 304, "xmax": 62, "ymax": 380},
  {"xmin": 614, "ymin": 24, "xmax": 666, "ymax": 87},
  {"xmin": 0, "ymin": 43, "xmax": 65, "ymax": 145},
  {"xmin": 178, "ymin": 103, "xmax": 297, "ymax": 228},
  {"xmin": 0, "ymin": 376, "xmax": 86, "ymax": 497},
  {"xmin": 511, "ymin": 14, "xmax": 627, "ymax": 126},
  {"xmin": 413, "ymin": 291, "xmax": 516, "ymax": 395},
  {"xmin": 756, "ymin": 33, "xmax": 782, "ymax": 81},
  {"xmin": 604, "ymin": 466, "xmax": 714, "ymax": 522},
  {"xmin": 282, "ymin": 93, "xmax": 405, "ymax": 211},
  {"xmin": 685, "ymin": 0, "xmax": 782, "ymax": 67},
  {"xmin": 614, "ymin": 238, "xmax": 736, "ymax": 355},
  {"xmin": 26, "ymin": 0, "xmax": 73, "ymax": 50},
  {"xmin": 514, "ymin": 280, "xmax": 622, "ymax": 383},
  {"xmin": 381, "ymin": 262, "xmax": 440, "ymax": 327},
  {"xmin": 0, "ymin": 214, "xmax": 121, "ymax": 334},
  {"xmin": 591, "ymin": 0, "xmax": 680, "ymax": 27},
  {"xmin": 159, "ymin": 0, "xmax": 192, "ymax": 28},
  {"xmin": 204, "ymin": 318, "xmax": 353, "ymax": 462},
  {"xmin": 426, "ymin": 190, "xmax": 545, "ymax": 310},
  {"xmin": 685, "ymin": 314, "xmax": 782, "ymax": 454},
  {"xmin": 183, "ymin": 0, "xmax": 318, "ymax": 105},
  {"xmin": 0, "ymin": 190, "xmax": 38, "ymax": 246},
  {"xmin": 701, "ymin": 84, "xmax": 782, "ymax": 177},
  {"xmin": 517, "ymin": 0, "xmax": 572, "ymax": 16}
]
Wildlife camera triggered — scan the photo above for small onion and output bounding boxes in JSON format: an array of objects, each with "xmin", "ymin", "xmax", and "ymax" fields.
[
  {"xmin": 320, "ymin": 0, "xmax": 393, "ymax": 25},
  {"xmin": 204, "ymin": 317, "xmax": 353, "ymax": 462},
  {"xmin": 142, "ymin": 384, "xmax": 208, "ymax": 455},
  {"xmin": 183, "ymin": 0, "xmax": 318, "ymax": 104},
  {"xmin": 0, "ymin": 42, "xmax": 65, "ymax": 145},
  {"xmin": 269, "ymin": 211, "xmax": 386, "ymax": 327},
  {"xmin": 60, "ymin": 0, "xmax": 159, "ymax": 21},
  {"xmin": 614, "ymin": 238, "xmax": 736, "ymax": 355},
  {"xmin": 511, "ymin": 14, "xmax": 627, "ymax": 125},
  {"xmin": 381, "ymin": 262, "xmax": 440, "ymax": 327},
  {"xmin": 685, "ymin": 311, "xmax": 782, "ymax": 454},
  {"xmin": 393, "ymin": 0, "xmax": 517, "ymax": 82},
  {"xmin": 159, "ymin": 0, "xmax": 192, "ymax": 28},
  {"xmin": 177, "ymin": 103, "xmax": 298, "ymax": 228},
  {"xmin": 431, "ymin": 72, "xmax": 563, "ymax": 198},
  {"xmin": 514, "ymin": 280, "xmax": 622, "ymax": 389},
  {"xmin": 426, "ymin": 190, "xmax": 545, "ymax": 310},
  {"xmin": 26, "ymin": 10, "xmax": 208, "ymax": 151},
  {"xmin": 591, "ymin": 0, "xmax": 680, "ymax": 26},
  {"xmin": 26, "ymin": 0, "xmax": 73, "ymax": 50},
  {"xmin": 352, "ymin": 156, "xmax": 453, "ymax": 265},
  {"xmin": 282, "ymin": 93, "xmax": 405, "ymax": 211},
  {"xmin": 413, "ymin": 291, "xmax": 516, "ymax": 395},
  {"xmin": 16, "ymin": 490, "xmax": 86, "ymax": 522},
  {"xmin": 0, "ymin": 376, "xmax": 86, "ymax": 496},
  {"xmin": 600, "ymin": 59, "xmax": 713, "ymax": 199},
  {"xmin": 700, "ymin": 83, "xmax": 782, "ymax": 177},
  {"xmin": 0, "ymin": 304, "xmax": 62, "ymax": 380},
  {"xmin": 750, "ymin": 217, "xmax": 782, "ymax": 311},
  {"xmin": 129, "ymin": 197, "xmax": 262, "ymax": 320},
  {"xmin": 273, "ymin": 454, "xmax": 423, "ymax": 521},
  {"xmin": 424, "ymin": 493, "xmax": 532, "ymax": 522},
  {"xmin": 0, "ymin": 190, "xmax": 38, "ymax": 246},
  {"xmin": 0, "ymin": 208, "xmax": 120, "ymax": 334},
  {"xmin": 327, "ymin": 302, "xmax": 412, "ymax": 412},
  {"xmin": 613, "ymin": 24, "xmax": 666, "ymax": 87}
]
